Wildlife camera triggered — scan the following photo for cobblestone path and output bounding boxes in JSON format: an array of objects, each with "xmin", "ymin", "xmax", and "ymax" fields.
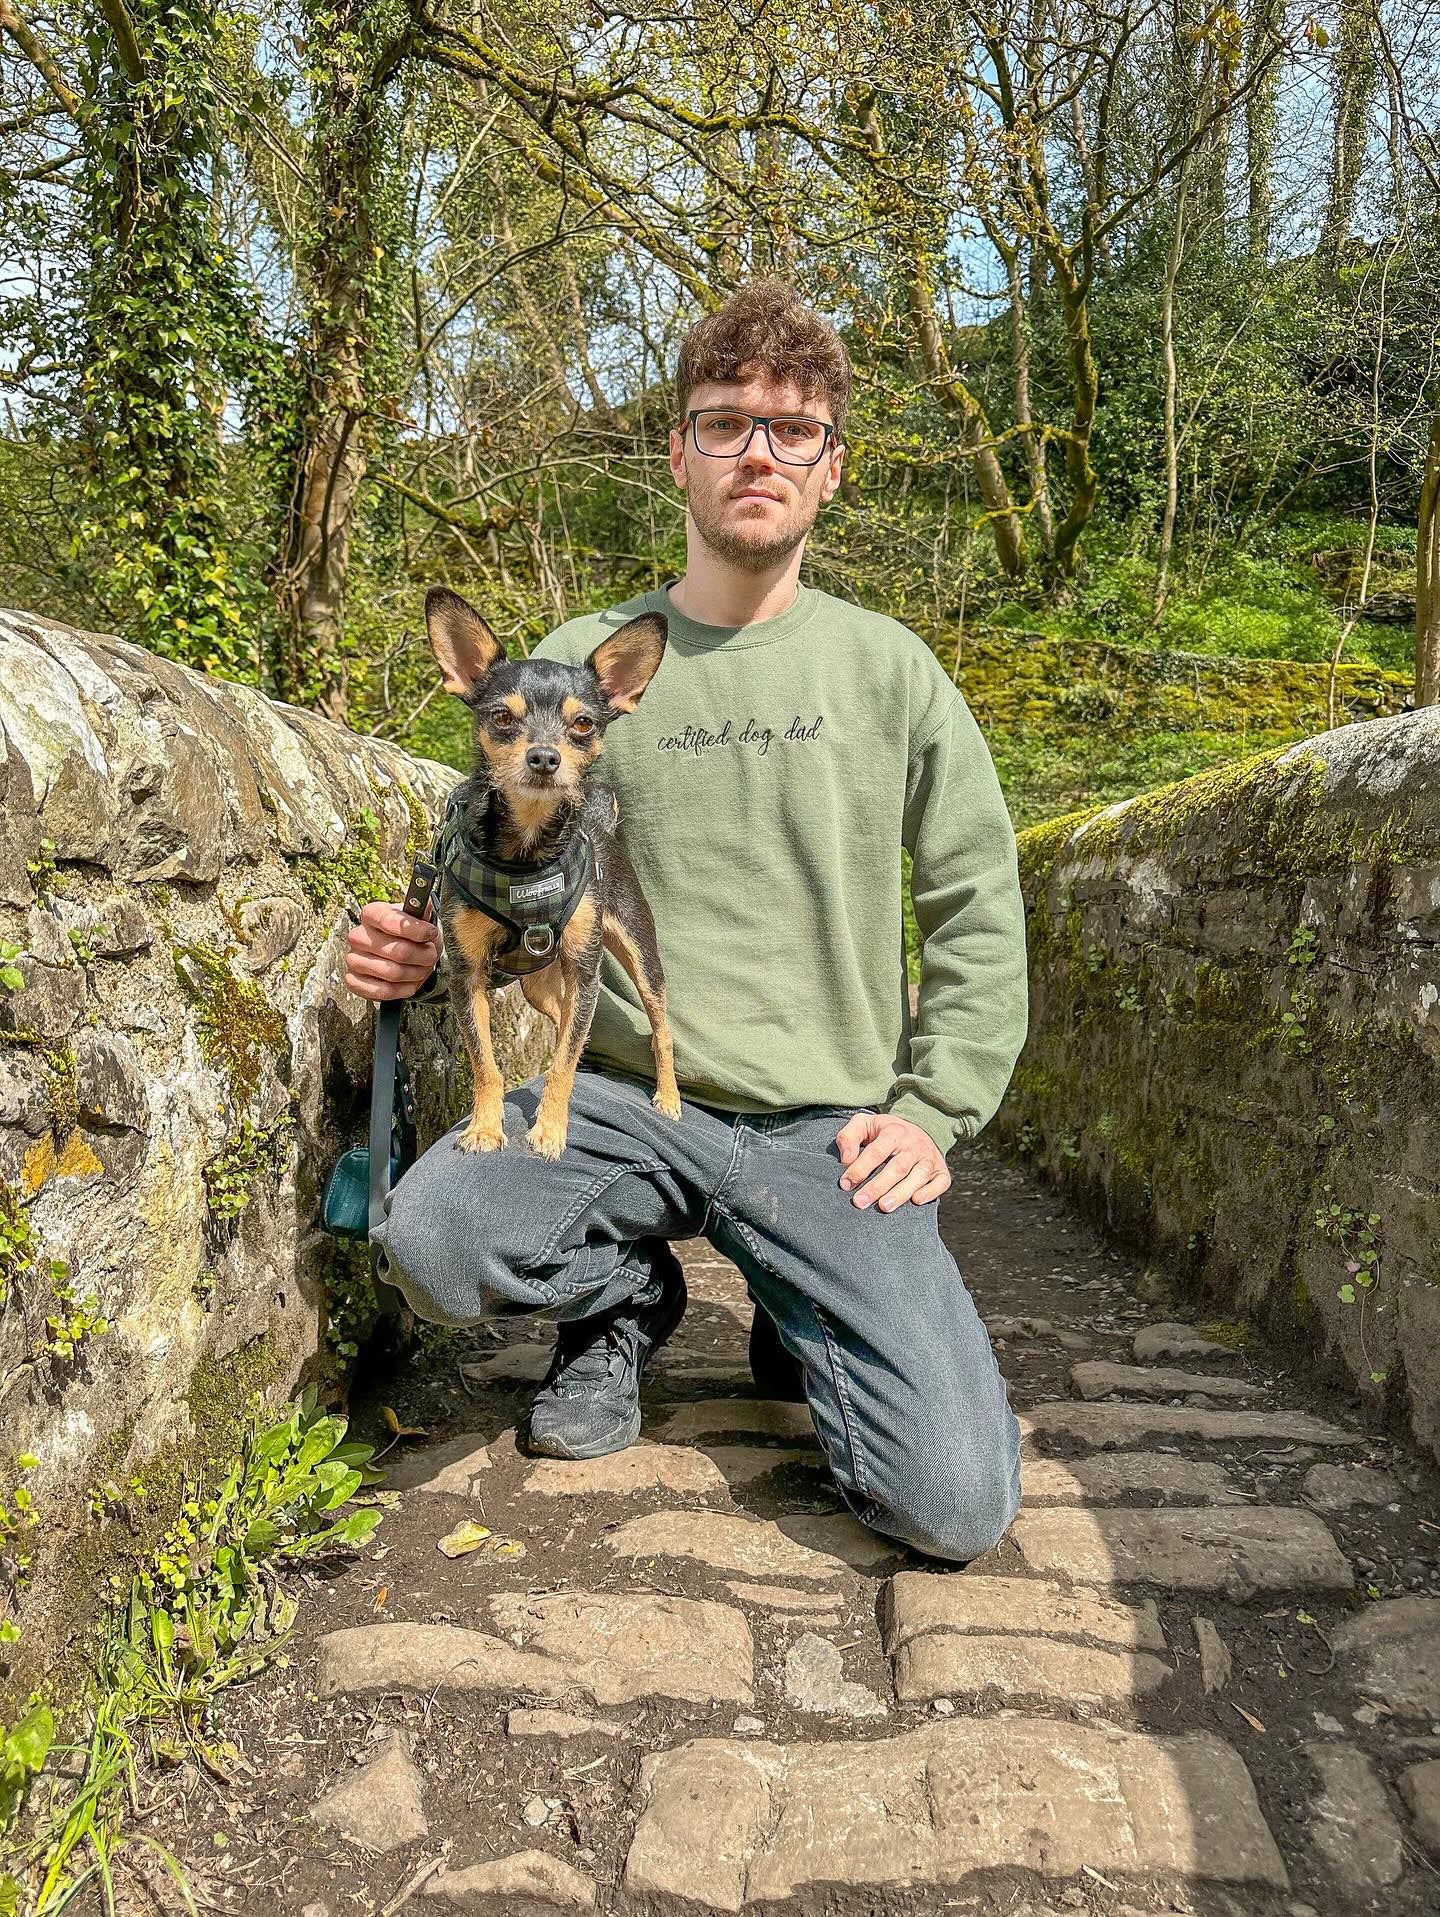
[{"xmin": 134, "ymin": 1143, "xmax": 1440, "ymax": 1915}]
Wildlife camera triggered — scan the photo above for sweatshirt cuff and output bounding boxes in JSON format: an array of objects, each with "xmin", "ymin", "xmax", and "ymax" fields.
[{"xmin": 884, "ymin": 1093, "xmax": 970, "ymax": 1159}]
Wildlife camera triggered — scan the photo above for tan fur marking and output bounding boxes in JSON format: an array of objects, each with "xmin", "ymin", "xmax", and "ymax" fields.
[
  {"xmin": 451, "ymin": 908, "xmax": 508, "ymax": 966},
  {"xmin": 602, "ymin": 918, "xmax": 680, "ymax": 1118}
]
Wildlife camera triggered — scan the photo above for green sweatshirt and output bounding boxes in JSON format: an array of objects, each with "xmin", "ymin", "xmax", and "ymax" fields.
[{"xmin": 420, "ymin": 580, "xmax": 1028, "ymax": 1155}]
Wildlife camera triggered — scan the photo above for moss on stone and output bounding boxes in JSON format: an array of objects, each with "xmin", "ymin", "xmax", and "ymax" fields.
[
  {"xmin": 173, "ymin": 940, "xmax": 288, "ymax": 1108},
  {"xmin": 293, "ymin": 806, "xmax": 395, "ymax": 913},
  {"xmin": 185, "ymin": 1333, "xmax": 286, "ymax": 1440},
  {"xmin": 1018, "ymin": 741, "xmax": 1435, "ymax": 891}
]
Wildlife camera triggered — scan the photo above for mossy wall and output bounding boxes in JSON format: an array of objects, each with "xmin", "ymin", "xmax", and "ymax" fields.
[
  {"xmin": 0, "ymin": 609, "xmax": 548, "ymax": 1698},
  {"xmin": 999, "ymin": 707, "xmax": 1440, "ymax": 1463},
  {"xmin": 953, "ymin": 631, "xmax": 1410, "ymax": 741}
]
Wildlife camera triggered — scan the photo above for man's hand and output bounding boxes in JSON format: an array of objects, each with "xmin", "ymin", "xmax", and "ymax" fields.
[
  {"xmin": 835, "ymin": 1111, "xmax": 950, "ymax": 1211},
  {"xmin": 344, "ymin": 899, "xmax": 441, "ymax": 1002}
]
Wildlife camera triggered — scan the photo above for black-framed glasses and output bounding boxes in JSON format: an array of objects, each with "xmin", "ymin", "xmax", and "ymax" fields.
[{"xmin": 683, "ymin": 407, "xmax": 837, "ymax": 467}]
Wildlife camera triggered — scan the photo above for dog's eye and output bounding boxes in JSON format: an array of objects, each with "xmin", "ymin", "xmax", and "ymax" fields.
[
  {"xmin": 489, "ymin": 707, "xmax": 516, "ymax": 728},
  {"xmin": 571, "ymin": 715, "xmax": 595, "ymax": 734}
]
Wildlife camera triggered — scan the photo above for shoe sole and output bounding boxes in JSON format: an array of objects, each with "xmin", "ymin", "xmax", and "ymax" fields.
[{"xmin": 526, "ymin": 1265, "xmax": 689, "ymax": 1462}]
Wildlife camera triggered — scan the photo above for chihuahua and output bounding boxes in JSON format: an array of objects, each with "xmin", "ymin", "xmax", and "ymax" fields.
[{"xmin": 424, "ymin": 586, "xmax": 681, "ymax": 1160}]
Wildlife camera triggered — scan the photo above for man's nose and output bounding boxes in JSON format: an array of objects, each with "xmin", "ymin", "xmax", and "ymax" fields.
[
  {"xmin": 526, "ymin": 745, "xmax": 561, "ymax": 774},
  {"xmin": 737, "ymin": 428, "xmax": 778, "ymax": 473}
]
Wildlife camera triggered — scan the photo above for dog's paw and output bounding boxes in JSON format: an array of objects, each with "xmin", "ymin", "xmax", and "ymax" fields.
[
  {"xmin": 527, "ymin": 1115, "xmax": 568, "ymax": 1160},
  {"xmin": 652, "ymin": 1086, "xmax": 682, "ymax": 1121},
  {"xmin": 458, "ymin": 1119, "xmax": 505, "ymax": 1154}
]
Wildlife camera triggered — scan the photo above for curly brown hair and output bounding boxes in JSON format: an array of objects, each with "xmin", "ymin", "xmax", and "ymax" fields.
[{"xmin": 675, "ymin": 276, "xmax": 852, "ymax": 442}]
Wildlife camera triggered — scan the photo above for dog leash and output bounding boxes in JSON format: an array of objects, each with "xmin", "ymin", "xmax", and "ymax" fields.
[{"xmin": 367, "ymin": 853, "xmax": 438, "ymax": 1285}]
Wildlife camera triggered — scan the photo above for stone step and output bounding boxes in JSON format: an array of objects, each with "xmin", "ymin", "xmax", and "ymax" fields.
[
  {"xmin": 883, "ymin": 1571, "xmax": 1170, "ymax": 1705},
  {"xmin": 660, "ymin": 1399, "xmax": 817, "ymax": 1442},
  {"xmin": 1133, "ymin": 1322, "xmax": 1240, "ymax": 1364},
  {"xmin": 883, "ymin": 1572, "xmax": 1167, "ymax": 1653},
  {"xmin": 894, "ymin": 1632, "xmax": 1173, "ymax": 1705},
  {"xmin": 316, "ymin": 1593, "xmax": 754, "ymax": 1707},
  {"xmin": 1331, "ymin": 1596, "xmax": 1440, "ymax": 1716},
  {"xmin": 1021, "ymin": 1451, "xmax": 1245, "ymax": 1504},
  {"xmin": 622, "ymin": 1718, "xmax": 1288, "ymax": 1907},
  {"xmin": 1069, "ymin": 1360, "xmax": 1265, "ymax": 1404},
  {"xmin": 699, "ymin": 1444, "xmax": 826, "ymax": 1486},
  {"xmin": 1020, "ymin": 1400, "xmax": 1359, "ymax": 1447},
  {"xmin": 1012, "ymin": 1506, "xmax": 1353, "ymax": 1594},
  {"xmin": 605, "ymin": 1509, "xmax": 900, "ymax": 1581},
  {"xmin": 522, "ymin": 1441, "xmax": 726, "ymax": 1499}
]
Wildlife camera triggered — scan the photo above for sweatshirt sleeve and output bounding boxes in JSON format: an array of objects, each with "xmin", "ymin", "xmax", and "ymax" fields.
[
  {"xmin": 884, "ymin": 691, "xmax": 1029, "ymax": 1156},
  {"xmin": 408, "ymin": 919, "xmax": 450, "ymax": 1006}
]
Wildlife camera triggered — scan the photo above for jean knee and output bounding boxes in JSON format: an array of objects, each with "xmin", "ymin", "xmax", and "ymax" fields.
[
  {"xmin": 371, "ymin": 1136, "xmax": 546, "ymax": 1327},
  {"xmin": 860, "ymin": 1416, "xmax": 1022, "ymax": 1565}
]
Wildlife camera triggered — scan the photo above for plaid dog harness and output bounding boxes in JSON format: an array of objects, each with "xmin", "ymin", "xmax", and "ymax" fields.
[{"xmin": 432, "ymin": 792, "xmax": 596, "ymax": 977}]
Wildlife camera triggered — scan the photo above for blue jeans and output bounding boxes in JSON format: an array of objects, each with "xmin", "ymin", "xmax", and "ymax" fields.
[{"xmin": 372, "ymin": 1067, "xmax": 1022, "ymax": 1564}]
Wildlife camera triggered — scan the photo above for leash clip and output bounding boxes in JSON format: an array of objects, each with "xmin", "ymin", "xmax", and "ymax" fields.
[{"xmin": 522, "ymin": 925, "xmax": 555, "ymax": 957}]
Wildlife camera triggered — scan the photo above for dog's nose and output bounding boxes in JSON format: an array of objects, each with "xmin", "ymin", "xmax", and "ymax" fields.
[{"xmin": 526, "ymin": 746, "xmax": 561, "ymax": 775}]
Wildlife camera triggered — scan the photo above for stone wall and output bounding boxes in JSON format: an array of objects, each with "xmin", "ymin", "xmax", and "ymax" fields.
[
  {"xmin": 998, "ymin": 708, "xmax": 1440, "ymax": 1463},
  {"xmin": 0, "ymin": 610, "xmax": 547, "ymax": 1691}
]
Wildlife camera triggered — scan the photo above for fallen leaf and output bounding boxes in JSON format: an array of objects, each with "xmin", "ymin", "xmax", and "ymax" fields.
[
  {"xmin": 374, "ymin": 1586, "xmax": 389, "ymax": 1611},
  {"xmin": 1231, "ymin": 1703, "xmax": 1266, "ymax": 1734},
  {"xmin": 382, "ymin": 1406, "xmax": 426, "ymax": 1437},
  {"xmin": 437, "ymin": 1521, "xmax": 493, "ymax": 1558}
]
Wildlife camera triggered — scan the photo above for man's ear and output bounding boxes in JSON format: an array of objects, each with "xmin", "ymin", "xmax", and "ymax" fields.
[
  {"xmin": 586, "ymin": 613, "xmax": 667, "ymax": 713},
  {"xmin": 425, "ymin": 587, "xmax": 505, "ymax": 696}
]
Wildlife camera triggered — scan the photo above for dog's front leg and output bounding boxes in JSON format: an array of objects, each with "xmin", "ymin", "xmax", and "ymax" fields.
[
  {"xmin": 527, "ymin": 959, "xmax": 601, "ymax": 1161},
  {"xmin": 454, "ymin": 974, "xmax": 506, "ymax": 1153}
]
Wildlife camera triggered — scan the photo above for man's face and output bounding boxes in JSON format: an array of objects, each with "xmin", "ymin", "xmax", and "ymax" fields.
[{"xmin": 668, "ymin": 367, "xmax": 845, "ymax": 572}]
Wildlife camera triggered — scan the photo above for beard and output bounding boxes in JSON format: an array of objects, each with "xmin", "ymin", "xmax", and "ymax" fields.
[{"xmin": 686, "ymin": 478, "xmax": 817, "ymax": 572}]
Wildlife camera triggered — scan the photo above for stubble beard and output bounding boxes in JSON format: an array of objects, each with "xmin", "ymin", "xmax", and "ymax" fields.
[{"xmin": 686, "ymin": 473, "xmax": 818, "ymax": 573}]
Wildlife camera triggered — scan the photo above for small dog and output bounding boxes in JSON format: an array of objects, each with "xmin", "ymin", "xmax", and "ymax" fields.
[{"xmin": 424, "ymin": 586, "xmax": 681, "ymax": 1160}]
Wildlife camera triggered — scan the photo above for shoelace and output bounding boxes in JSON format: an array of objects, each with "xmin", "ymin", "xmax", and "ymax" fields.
[
  {"xmin": 544, "ymin": 1282, "xmax": 666, "ymax": 1394},
  {"xmin": 546, "ymin": 1315, "xmax": 630, "ymax": 1392}
]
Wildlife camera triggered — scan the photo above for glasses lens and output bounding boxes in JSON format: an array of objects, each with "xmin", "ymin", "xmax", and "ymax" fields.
[
  {"xmin": 767, "ymin": 416, "xmax": 828, "ymax": 463},
  {"xmin": 693, "ymin": 411, "xmax": 827, "ymax": 464}
]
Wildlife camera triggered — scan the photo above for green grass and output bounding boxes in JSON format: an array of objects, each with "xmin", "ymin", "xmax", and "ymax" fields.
[{"xmin": 981, "ymin": 512, "xmax": 1417, "ymax": 672}]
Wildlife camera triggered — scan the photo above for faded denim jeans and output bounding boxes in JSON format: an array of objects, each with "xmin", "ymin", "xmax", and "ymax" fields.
[{"xmin": 372, "ymin": 1066, "xmax": 1023, "ymax": 1564}]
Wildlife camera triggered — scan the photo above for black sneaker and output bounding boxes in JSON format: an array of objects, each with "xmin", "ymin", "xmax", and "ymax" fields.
[
  {"xmin": 527, "ymin": 1249, "xmax": 687, "ymax": 1460},
  {"xmin": 747, "ymin": 1296, "xmax": 807, "ymax": 1402}
]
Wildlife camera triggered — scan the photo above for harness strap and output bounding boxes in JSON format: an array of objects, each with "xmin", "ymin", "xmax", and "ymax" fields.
[{"xmin": 433, "ymin": 793, "xmax": 596, "ymax": 976}]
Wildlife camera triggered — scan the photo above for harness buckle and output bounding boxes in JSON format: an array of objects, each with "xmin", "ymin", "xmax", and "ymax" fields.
[{"xmin": 521, "ymin": 924, "xmax": 555, "ymax": 958}]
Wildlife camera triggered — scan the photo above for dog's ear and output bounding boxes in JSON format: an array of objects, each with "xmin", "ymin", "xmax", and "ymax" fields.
[
  {"xmin": 586, "ymin": 613, "xmax": 667, "ymax": 714},
  {"xmin": 425, "ymin": 587, "xmax": 505, "ymax": 696}
]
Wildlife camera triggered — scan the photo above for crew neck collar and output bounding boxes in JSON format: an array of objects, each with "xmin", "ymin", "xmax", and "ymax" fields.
[{"xmin": 644, "ymin": 578, "xmax": 819, "ymax": 652}]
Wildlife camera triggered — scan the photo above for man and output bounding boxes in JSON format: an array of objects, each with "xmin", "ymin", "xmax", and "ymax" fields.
[{"xmin": 345, "ymin": 276, "xmax": 1028, "ymax": 1563}]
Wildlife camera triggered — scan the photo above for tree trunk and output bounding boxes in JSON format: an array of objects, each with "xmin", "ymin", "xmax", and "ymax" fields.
[
  {"xmin": 849, "ymin": 79, "xmax": 1027, "ymax": 578},
  {"xmin": 1004, "ymin": 241, "xmax": 1054, "ymax": 559},
  {"xmin": 1319, "ymin": 0, "xmax": 1376, "ymax": 276},
  {"xmin": 1245, "ymin": 0, "xmax": 1279, "ymax": 261},
  {"xmin": 1417, "ymin": 414, "xmax": 1440, "ymax": 708},
  {"xmin": 268, "ymin": 0, "xmax": 406, "ymax": 718},
  {"xmin": 1153, "ymin": 172, "xmax": 1189, "ymax": 621}
]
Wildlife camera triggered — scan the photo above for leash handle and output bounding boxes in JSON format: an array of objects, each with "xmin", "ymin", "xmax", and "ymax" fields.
[
  {"xmin": 402, "ymin": 854, "xmax": 439, "ymax": 922},
  {"xmin": 368, "ymin": 852, "xmax": 440, "ymax": 1287}
]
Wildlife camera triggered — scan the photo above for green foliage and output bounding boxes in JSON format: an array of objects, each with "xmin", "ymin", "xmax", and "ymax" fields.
[
  {"xmin": 132, "ymin": 1385, "xmax": 381, "ymax": 1670},
  {"xmin": 201, "ymin": 1113, "xmax": 294, "ymax": 1221},
  {"xmin": 0, "ymin": 948, "xmax": 22, "ymax": 997},
  {"xmin": 40, "ymin": 1268, "xmax": 108, "ymax": 1364},
  {"xmin": 0, "ymin": 1459, "xmax": 40, "ymax": 1593},
  {"xmin": 70, "ymin": 0, "xmax": 270, "ymax": 677},
  {"xmin": 0, "ymin": 1389, "xmax": 382, "ymax": 1908},
  {"xmin": 0, "ymin": 1183, "xmax": 35, "ymax": 1311}
]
